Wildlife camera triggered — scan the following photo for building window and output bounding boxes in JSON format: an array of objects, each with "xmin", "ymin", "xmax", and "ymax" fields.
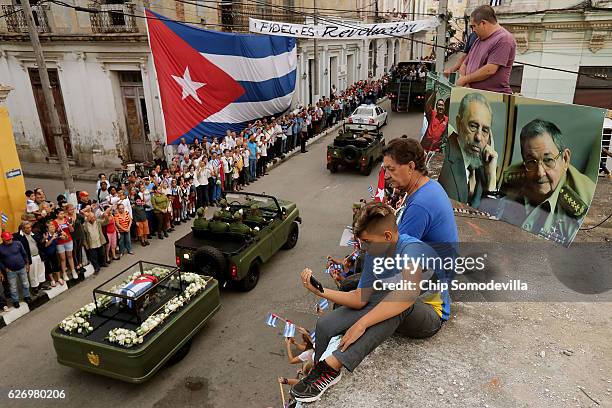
[
  {"xmin": 574, "ymin": 66, "xmax": 612, "ymax": 109},
  {"xmin": 219, "ymin": 1, "xmax": 234, "ymax": 32},
  {"xmin": 256, "ymin": 0, "xmax": 270, "ymax": 15},
  {"xmin": 89, "ymin": 1, "xmax": 137, "ymax": 33},
  {"xmin": 509, "ymin": 65, "xmax": 523, "ymax": 94},
  {"xmin": 2, "ymin": 1, "xmax": 49, "ymax": 33},
  {"xmin": 394, "ymin": 39, "xmax": 400, "ymax": 66}
]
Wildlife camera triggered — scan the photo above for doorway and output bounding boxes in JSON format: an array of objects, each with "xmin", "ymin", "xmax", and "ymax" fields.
[
  {"xmin": 308, "ymin": 58, "xmax": 315, "ymax": 104},
  {"xmin": 329, "ymin": 56, "xmax": 338, "ymax": 96},
  {"xmin": 347, "ymin": 54, "xmax": 354, "ymax": 87},
  {"xmin": 28, "ymin": 68, "xmax": 72, "ymax": 158},
  {"xmin": 119, "ymin": 71, "xmax": 151, "ymax": 162}
]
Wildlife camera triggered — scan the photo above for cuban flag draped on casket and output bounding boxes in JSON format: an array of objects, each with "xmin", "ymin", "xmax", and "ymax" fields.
[
  {"xmin": 145, "ymin": 10, "xmax": 297, "ymax": 144},
  {"xmin": 114, "ymin": 275, "xmax": 159, "ymax": 307}
]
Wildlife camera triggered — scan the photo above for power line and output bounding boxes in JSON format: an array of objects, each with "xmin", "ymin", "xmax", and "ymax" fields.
[
  {"xmin": 580, "ymin": 212, "xmax": 612, "ymax": 231},
  {"xmin": 15, "ymin": 0, "xmax": 610, "ymax": 82},
  {"xmin": 187, "ymin": 0, "xmax": 437, "ymax": 17},
  {"xmin": 0, "ymin": 8, "xmax": 22, "ymax": 19},
  {"xmin": 243, "ymin": 0, "xmax": 610, "ymax": 81},
  {"xmin": 0, "ymin": 0, "xmax": 50, "ymax": 20}
]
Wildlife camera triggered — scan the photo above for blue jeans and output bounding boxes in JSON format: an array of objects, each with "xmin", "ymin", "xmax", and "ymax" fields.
[
  {"xmin": 146, "ymin": 210, "xmax": 155, "ymax": 235},
  {"xmin": 211, "ymin": 180, "xmax": 222, "ymax": 202},
  {"xmin": 249, "ymin": 160, "xmax": 257, "ymax": 181},
  {"xmin": 118, "ymin": 231, "xmax": 132, "ymax": 254},
  {"xmin": 0, "ymin": 279, "xmax": 8, "ymax": 307},
  {"xmin": 291, "ymin": 133, "xmax": 298, "ymax": 151},
  {"xmin": 6, "ymin": 267, "xmax": 30, "ymax": 303}
]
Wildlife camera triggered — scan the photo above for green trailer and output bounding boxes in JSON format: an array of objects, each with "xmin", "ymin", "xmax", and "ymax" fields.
[{"xmin": 51, "ymin": 261, "xmax": 221, "ymax": 383}]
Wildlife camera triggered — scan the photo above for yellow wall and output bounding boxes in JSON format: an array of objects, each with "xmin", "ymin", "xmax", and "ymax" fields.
[{"xmin": 0, "ymin": 103, "xmax": 25, "ymax": 234}]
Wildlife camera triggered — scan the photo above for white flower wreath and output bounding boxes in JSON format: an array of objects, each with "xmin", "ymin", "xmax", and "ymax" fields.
[
  {"xmin": 106, "ymin": 273, "xmax": 209, "ymax": 348},
  {"xmin": 59, "ymin": 267, "xmax": 173, "ymax": 335}
]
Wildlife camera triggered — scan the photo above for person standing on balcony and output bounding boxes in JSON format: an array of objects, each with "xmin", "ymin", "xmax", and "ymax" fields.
[{"xmin": 457, "ymin": 5, "xmax": 516, "ymax": 94}]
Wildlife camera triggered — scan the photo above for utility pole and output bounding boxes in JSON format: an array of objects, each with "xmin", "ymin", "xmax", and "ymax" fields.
[
  {"xmin": 409, "ymin": 0, "xmax": 416, "ymax": 59},
  {"xmin": 313, "ymin": 0, "xmax": 319, "ymax": 101},
  {"xmin": 21, "ymin": 0, "xmax": 75, "ymax": 199},
  {"xmin": 373, "ymin": 0, "xmax": 379, "ymax": 78},
  {"xmin": 434, "ymin": 0, "xmax": 449, "ymax": 74}
]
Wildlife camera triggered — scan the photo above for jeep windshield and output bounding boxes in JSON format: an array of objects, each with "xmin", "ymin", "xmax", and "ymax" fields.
[{"xmin": 224, "ymin": 193, "xmax": 280, "ymax": 216}]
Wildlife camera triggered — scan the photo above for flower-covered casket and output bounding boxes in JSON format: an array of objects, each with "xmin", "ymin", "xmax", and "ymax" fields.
[{"xmin": 51, "ymin": 261, "xmax": 221, "ymax": 383}]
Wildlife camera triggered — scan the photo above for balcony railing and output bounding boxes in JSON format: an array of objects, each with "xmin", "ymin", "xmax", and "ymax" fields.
[
  {"xmin": 89, "ymin": 3, "xmax": 138, "ymax": 34},
  {"xmin": 1, "ymin": 4, "xmax": 49, "ymax": 33},
  {"xmin": 218, "ymin": 2, "xmax": 305, "ymax": 33}
]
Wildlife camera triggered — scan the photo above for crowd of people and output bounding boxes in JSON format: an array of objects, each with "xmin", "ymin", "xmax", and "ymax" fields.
[
  {"xmin": 390, "ymin": 61, "xmax": 431, "ymax": 82},
  {"xmin": 0, "ymin": 75, "xmax": 390, "ymax": 312}
]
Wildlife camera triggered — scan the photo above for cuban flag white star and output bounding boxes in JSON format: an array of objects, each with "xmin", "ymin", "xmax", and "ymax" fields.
[
  {"xmin": 375, "ymin": 188, "xmax": 385, "ymax": 202},
  {"xmin": 172, "ymin": 66, "xmax": 206, "ymax": 104}
]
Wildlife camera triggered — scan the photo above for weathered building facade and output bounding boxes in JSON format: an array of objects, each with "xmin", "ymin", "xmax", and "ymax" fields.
[
  {"xmin": 467, "ymin": 0, "xmax": 612, "ymax": 108},
  {"xmin": 0, "ymin": 0, "xmax": 416, "ymax": 167}
]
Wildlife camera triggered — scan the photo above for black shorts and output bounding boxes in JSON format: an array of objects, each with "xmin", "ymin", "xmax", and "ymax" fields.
[{"xmin": 44, "ymin": 255, "xmax": 61, "ymax": 274}]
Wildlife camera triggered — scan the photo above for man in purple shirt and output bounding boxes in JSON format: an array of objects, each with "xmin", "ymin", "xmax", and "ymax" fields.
[{"xmin": 457, "ymin": 5, "xmax": 516, "ymax": 94}]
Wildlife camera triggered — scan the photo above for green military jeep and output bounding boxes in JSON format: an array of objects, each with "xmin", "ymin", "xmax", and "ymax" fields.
[
  {"xmin": 175, "ymin": 192, "xmax": 301, "ymax": 291},
  {"xmin": 327, "ymin": 124, "xmax": 385, "ymax": 176}
]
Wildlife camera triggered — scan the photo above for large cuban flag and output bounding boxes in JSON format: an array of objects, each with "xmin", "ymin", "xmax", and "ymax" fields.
[{"xmin": 145, "ymin": 10, "xmax": 297, "ymax": 144}]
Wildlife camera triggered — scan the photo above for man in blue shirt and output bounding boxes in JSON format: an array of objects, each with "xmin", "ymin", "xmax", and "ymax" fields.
[
  {"xmin": 382, "ymin": 138, "xmax": 458, "ymax": 280},
  {"xmin": 247, "ymin": 136, "xmax": 258, "ymax": 182},
  {"xmin": 291, "ymin": 202, "xmax": 448, "ymax": 403},
  {"xmin": 0, "ymin": 232, "xmax": 31, "ymax": 308}
]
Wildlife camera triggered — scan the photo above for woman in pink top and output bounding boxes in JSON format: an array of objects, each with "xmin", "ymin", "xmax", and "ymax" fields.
[
  {"xmin": 105, "ymin": 206, "xmax": 119, "ymax": 262},
  {"xmin": 52, "ymin": 208, "xmax": 77, "ymax": 281}
]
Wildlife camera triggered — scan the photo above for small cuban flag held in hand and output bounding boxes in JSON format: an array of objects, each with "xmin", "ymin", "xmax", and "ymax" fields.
[
  {"xmin": 283, "ymin": 320, "xmax": 296, "ymax": 338},
  {"xmin": 368, "ymin": 184, "xmax": 375, "ymax": 199},
  {"xmin": 265, "ymin": 312, "xmax": 278, "ymax": 328},
  {"xmin": 318, "ymin": 298, "xmax": 329, "ymax": 310}
]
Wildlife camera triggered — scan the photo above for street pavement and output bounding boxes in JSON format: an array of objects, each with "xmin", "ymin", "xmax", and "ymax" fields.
[
  {"xmin": 5, "ymin": 99, "xmax": 421, "ymax": 408},
  {"xmin": 9, "ymin": 99, "xmax": 612, "ymax": 407}
]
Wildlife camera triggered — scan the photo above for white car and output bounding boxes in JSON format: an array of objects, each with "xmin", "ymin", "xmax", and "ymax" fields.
[{"xmin": 345, "ymin": 104, "xmax": 388, "ymax": 131}]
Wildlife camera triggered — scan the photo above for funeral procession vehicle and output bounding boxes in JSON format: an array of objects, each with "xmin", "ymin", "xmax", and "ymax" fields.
[
  {"xmin": 327, "ymin": 123, "xmax": 386, "ymax": 176},
  {"xmin": 345, "ymin": 104, "xmax": 388, "ymax": 131},
  {"xmin": 174, "ymin": 192, "xmax": 301, "ymax": 291},
  {"xmin": 388, "ymin": 60, "xmax": 435, "ymax": 112},
  {"xmin": 51, "ymin": 261, "xmax": 221, "ymax": 383}
]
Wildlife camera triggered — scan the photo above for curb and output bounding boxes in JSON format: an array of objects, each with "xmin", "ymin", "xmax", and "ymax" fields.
[
  {"xmin": 267, "ymin": 96, "xmax": 388, "ymax": 172},
  {"xmin": 22, "ymin": 98, "xmax": 388, "ymax": 182},
  {"xmin": 0, "ymin": 264, "xmax": 95, "ymax": 330},
  {"xmin": 22, "ymin": 126, "xmax": 338, "ymax": 182},
  {"xmin": 22, "ymin": 169, "xmax": 104, "ymax": 182},
  {"xmin": 267, "ymin": 120, "xmax": 345, "ymax": 172}
]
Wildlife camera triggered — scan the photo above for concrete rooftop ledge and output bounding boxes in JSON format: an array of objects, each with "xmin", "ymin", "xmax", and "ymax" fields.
[{"xmin": 311, "ymin": 302, "xmax": 611, "ymax": 407}]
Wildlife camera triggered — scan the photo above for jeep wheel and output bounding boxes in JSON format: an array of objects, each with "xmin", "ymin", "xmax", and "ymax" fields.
[
  {"xmin": 360, "ymin": 160, "xmax": 373, "ymax": 176},
  {"xmin": 166, "ymin": 339, "xmax": 192, "ymax": 366},
  {"xmin": 282, "ymin": 222, "xmax": 299, "ymax": 250},
  {"xmin": 238, "ymin": 260, "xmax": 260, "ymax": 292},
  {"xmin": 194, "ymin": 246, "xmax": 227, "ymax": 277}
]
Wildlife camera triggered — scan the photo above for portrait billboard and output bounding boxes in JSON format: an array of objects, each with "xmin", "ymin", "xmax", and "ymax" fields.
[{"xmin": 438, "ymin": 88, "xmax": 606, "ymax": 247}]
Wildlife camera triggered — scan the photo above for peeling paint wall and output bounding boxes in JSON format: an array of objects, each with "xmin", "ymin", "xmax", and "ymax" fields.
[{"xmin": 0, "ymin": 41, "xmax": 164, "ymax": 168}]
